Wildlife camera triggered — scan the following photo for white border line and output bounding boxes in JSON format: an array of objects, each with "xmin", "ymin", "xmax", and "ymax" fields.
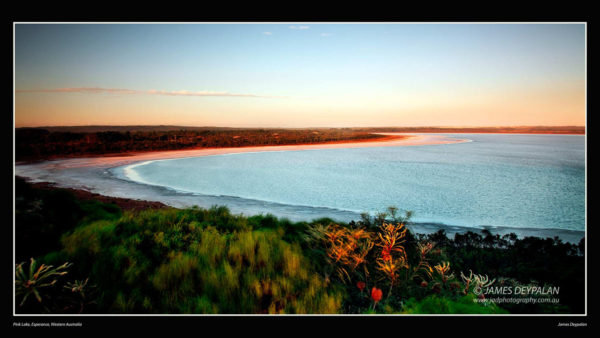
[{"xmin": 13, "ymin": 21, "xmax": 587, "ymax": 317}]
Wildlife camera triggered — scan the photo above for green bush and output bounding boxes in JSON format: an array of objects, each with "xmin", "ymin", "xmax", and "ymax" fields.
[
  {"xmin": 401, "ymin": 294, "xmax": 509, "ymax": 314},
  {"xmin": 57, "ymin": 209, "xmax": 344, "ymax": 314},
  {"xmin": 15, "ymin": 177, "xmax": 121, "ymax": 262}
]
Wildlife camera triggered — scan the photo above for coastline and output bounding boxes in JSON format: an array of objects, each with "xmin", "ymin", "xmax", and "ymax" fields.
[
  {"xmin": 15, "ymin": 133, "xmax": 463, "ymax": 166},
  {"xmin": 15, "ymin": 133, "xmax": 406, "ymax": 164},
  {"xmin": 19, "ymin": 178, "xmax": 586, "ymax": 245},
  {"xmin": 14, "ymin": 133, "xmax": 585, "ymax": 243},
  {"xmin": 19, "ymin": 182, "xmax": 585, "ymax": 244}
]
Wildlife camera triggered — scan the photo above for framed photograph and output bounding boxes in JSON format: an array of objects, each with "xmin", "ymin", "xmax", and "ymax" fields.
[{"xmin": 12, "ymin": 20, "xmax": 588, "ymax": 331}]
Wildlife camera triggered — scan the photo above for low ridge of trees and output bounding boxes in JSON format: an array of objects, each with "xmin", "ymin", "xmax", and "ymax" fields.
[
  {"xmin": 16, "ymin": 128, "xmax": 382, "ymax": 160},
  {"xmin": 353, "ymin": 126, "xmax": 585, "ymax": 134}
]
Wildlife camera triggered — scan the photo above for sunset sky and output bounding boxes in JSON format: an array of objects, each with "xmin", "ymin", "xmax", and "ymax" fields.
[{"xmin": 14, "ymin": 23, "xmax": 586, "ymax": 128}]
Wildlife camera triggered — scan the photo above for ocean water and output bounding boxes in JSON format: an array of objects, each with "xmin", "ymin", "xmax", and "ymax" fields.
[{"xmin": 121, "ymin": 134, "xmax": 585, "ymax": 231}]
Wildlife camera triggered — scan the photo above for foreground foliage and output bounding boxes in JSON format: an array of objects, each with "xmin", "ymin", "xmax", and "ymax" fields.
[
  {"xmin": 401, "ymin": 294, "xmax": 508, "ymax": 314},
  {"xmin": 36, "ymin": 208, "xmax": 345, "ymax": 314},
  {"xmin": 15, "ymin": 180, "xmax": 584, "ymax": 314}
]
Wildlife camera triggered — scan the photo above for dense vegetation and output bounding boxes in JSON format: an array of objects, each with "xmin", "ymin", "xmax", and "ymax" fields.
[
  {"xmin": 14, "ymin": 178, "xmax": 584, "ymax": 314},
  {"xmin": 15, "ymin": 177, "xmax": 122, "ymax": 263},
  {"xmin": 15, "ymin": 128, "xmax": 382, "ymax": 160}
]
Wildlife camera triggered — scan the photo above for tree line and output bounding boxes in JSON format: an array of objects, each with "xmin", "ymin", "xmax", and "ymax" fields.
[
  {"xmin": 15, "ymin": 128, "xmax": 382, "ymax": 160},
  {"xmin": 352, "ymin": 126, "xmax": 585, "ymax": 134}
]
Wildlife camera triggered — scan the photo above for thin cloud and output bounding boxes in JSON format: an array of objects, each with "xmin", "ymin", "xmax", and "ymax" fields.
[
  {"xmin": 289, "ymin": 26, "xmax": 309, "ymax": 29},
  {"xmin": 321, "ymin": 33, "xmax": 333, "ymax": 36},
  {"xmin": 16, "ymin": 87, "xmax": 289, "ymax": 99},
  {"xmin": 262, "ymin": 32, "xmax": 273, "ymax": 35},
  {"xmin": 16, "ymin": 87, "xmax": 138, "ymax": 95}
]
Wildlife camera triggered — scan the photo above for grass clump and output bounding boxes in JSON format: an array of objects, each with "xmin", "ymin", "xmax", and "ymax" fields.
[
  {"xmin": 401, "ymin": 294, "xmax": 508, "ymax": 314},
  {"xmin": 55, "ymin": 208, "xmax": 344, "ymax": 314}
]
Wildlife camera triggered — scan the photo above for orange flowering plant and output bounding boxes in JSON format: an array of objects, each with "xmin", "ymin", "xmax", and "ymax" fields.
[{"xmin": 303, "ymin": 211, "xmax": 464, "ymax": 313}]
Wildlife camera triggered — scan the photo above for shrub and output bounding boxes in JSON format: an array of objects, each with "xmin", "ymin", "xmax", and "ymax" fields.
[
  {"xmin": 56, "ymin": 209, "xmax": 344, "ymax": 314},
  {"xmin": 15, "ymin": 258, "xmax": 72, "ymax": 313},
  {"xmin": 402, "ymin": 294, "xmax": 509, "ymax": 314}
]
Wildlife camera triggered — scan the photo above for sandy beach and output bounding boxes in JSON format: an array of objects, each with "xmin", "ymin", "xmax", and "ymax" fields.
[
  {"xmin": 14, "ymin": 133, "xmax": 584, "ymax": 243},
  {"xmin": 15, "ymin": 133, "xmax": 466, "ymax": 168}
]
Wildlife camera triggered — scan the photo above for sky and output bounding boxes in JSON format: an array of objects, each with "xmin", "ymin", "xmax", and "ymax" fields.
[{"xmin": 14, "ymin": 23, "xmax": 586, "ymax": 128}]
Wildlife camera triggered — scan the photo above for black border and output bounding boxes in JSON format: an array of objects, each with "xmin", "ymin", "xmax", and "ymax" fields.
[{"xmin": 8, "ymin": 14, "xmax": 592, "ymax": 333}]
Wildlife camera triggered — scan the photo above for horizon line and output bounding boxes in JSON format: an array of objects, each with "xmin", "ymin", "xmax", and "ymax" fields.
[{"xmin": 14, "ymin": 124, "xmax": 586, "ymax": 129}]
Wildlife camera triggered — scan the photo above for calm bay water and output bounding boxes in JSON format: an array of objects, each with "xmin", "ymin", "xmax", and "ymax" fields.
[{"xmin": 123, "ymin": 134, "xmax": 585, "ymax": 231}]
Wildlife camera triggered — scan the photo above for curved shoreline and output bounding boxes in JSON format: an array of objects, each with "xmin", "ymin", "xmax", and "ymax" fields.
[
  {"xmin": 14, "ymin": 133, "xmax": 584, "ymax": 243},
  {"xmin": 16, "ymin": 133, "xmax": 469, "ymax": 169},
  {"xmin": 15, "ymin": 133, "xmax": 467, "ymax": 209}
]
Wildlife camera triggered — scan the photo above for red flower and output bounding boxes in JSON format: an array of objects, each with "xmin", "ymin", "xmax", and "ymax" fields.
[
  {"xmin": 357, "ymin": 281, "xmax": 366, "ymax": 291},
  {"xmin": 371, "ymin": 287, "xmax": 382, "ymax": 302},
  {"xmin": 381, "ymin": 249, "xmax": 392, "ymax": 261},
  {"xmin": 421, "ymin": 281, "xmax": 428, "ymax": 288}
]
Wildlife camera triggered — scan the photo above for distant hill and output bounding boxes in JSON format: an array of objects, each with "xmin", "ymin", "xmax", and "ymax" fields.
[
  {"xmin": 15, "ymin": 125, "xmax": 585, "ymax": 134},
  {"xmin": 352, "ymin": 126, "xmax": 585, "ymax": 134},
  {"xmin": 15, "ymin": 125, "xmax": 245, "ymax": 133}
]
